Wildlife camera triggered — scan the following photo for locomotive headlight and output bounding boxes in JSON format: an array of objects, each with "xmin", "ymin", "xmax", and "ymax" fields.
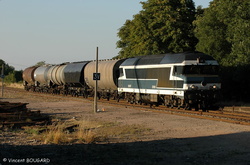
[
  {"xmin": 190, "ymin": 85, "xmax": 198, "ymax": 90},
  {"xmin": 213, "ymin": 85, "xmax": 217, "ymax": 89},
  {"xmin": 210, "ymin": 85, "xmax": 218, "ymax": 90}
]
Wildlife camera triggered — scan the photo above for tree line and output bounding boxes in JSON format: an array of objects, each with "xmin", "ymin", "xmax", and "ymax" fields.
[
  {"xmin": 117, "ymin": 0, "xmax": 250, "ymax": 66},
  {"xmin": 0, "ymin": 60, "xmax": 22, "ymax": 83},
  {"xmin": 116, "ymin": 0, "xmax": 250, "ymax": 102}
]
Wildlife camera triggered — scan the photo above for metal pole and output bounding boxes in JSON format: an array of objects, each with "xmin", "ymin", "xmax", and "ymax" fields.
[
  {"xmin": 94, "ymin": 47, "xmax": 98, "ymax": 113},
  {"xmin": 1, "ymin": 64, "xmax": 4, "ymax": 97}
]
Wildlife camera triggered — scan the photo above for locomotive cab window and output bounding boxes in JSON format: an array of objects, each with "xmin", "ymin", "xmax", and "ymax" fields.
[
  {"xmin": 119, "ymin": 68, "xmax": 124, "ymax": 77},
  {"xmin": 173, "ymin": 66, "xmax": 184, "ymax": 75}
]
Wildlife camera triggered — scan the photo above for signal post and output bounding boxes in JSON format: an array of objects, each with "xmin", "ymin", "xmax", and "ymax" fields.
[{"xmin": 93, "ymin": 47, "xmax": 100, "ymax": 113}]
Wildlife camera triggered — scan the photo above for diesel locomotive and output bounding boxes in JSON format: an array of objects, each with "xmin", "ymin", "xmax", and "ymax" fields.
[{"xmin": 23, "ymin": 52, "xmax": 221, "ymax": 111}]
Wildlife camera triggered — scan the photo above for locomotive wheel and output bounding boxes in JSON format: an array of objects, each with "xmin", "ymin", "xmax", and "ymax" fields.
[
  {"xmin": 184, "ymin": 103, "xmax": 191, "ymax": 110},
  {"xmin": 195, "ymin": 105, "xmax": 199, "ymax": 111}
]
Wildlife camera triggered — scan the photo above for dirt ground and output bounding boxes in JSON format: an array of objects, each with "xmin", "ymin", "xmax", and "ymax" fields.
[{"xmin": 1, "ymin": 87, "xmax": 250, "ymax": 165}]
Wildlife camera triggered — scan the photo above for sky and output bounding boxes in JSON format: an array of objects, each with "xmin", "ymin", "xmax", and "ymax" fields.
[{"xmin": 0, "ymin": 0, "xmax": 211, "ymax": 71}]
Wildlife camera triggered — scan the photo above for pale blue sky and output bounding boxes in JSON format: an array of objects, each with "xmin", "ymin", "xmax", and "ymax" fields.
[{"xmin": 0, "ymin": 0, "xmax": 211, "ymax": 70}]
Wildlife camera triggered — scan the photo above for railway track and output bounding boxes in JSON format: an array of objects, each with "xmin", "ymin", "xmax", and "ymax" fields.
[
  {"xmin": 96, "ymin": 99, "xmax": 250, "ymax": 126},
  {"xmin": 3, "ymin": 87, "xmax": 250, "ymax": 126}
]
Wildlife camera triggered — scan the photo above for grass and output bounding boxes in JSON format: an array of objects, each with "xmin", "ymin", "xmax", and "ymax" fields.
[
  {"xmin": 43, "ymin": 123, "xmax": 68, "ymax": 144},
  {"xmin": 24, "ymin": 119, "xmax": 150, "ymax": 145},
  {"xmin": 6, "ymin": 83, "xmax": 24, "ymax": 89}
]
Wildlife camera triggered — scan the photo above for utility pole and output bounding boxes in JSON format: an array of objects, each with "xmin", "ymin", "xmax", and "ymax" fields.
[
  {"xmin": 1, "ymin": 64, "xmax": 4, "ymax": 97},
  {"xmin": 94, "ymin": 47, "xmax": 99, "ymax": 113}
]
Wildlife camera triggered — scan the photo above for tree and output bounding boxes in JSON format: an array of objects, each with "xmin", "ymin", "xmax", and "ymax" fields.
[
  {"xmin": 35, "ymin": 61, "xmax": 47, "ymax": 67},
  {"xmin": 116, "ymin": 0, "xmax": 197, "ymax": 58},
  {"xmin": 194, "ymin": 0, "xmax": 250, "ymax": 66},
  {"xmin": 5, "ymin": 72, "xmax": 16, "ymax": 83},
  {"xmin": 0, "ymin": 59, "xmax": 22, "ymax": 83},
  {"xmin": 194, "ymin": 0, "xmax": 250, "ymax": 101},
  {"xmin": 0, "ymin": 59, "xmax": 15, "ymax": 76}
]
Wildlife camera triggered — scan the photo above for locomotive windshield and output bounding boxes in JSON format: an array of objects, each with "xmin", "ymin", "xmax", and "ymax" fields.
[{"xmin": 174, "ymin": 65, "xmax": 219, "ymax": 75}]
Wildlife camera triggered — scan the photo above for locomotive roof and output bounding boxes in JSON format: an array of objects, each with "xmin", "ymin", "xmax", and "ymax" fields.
[{"xmin": 120, "ymin": 52, "xmax": 215, "ymax": 66}]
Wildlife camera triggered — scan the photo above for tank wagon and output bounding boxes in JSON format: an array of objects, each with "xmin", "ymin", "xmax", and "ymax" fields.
[
  {"xmin": 23, "ymin": 66, "xmax": 38, "ymax": 91},
  {"xmin": 23, "ymin": 62, "xmax": 89, "ymax": 95},
  {"xmin": 118, "ymin": 52, "xmax": 221, "ymax": 110},
  {"xmin": 46, "ymin": 64, "xmax": 67, "ymax": 94},
  {"xmin": 23, "ymin": 51, "xmax": 221, "ymax": 110},
  {"xmin": 63, "ymin": 61, "xmax": 89, "ymax": 96},
  {"xmin": 84, "ymin": 59, "xmax": 125, "ymax": 100},
  {"xmin": 33, "ymin": 65, "xmax": 52, "ymax": 92}
]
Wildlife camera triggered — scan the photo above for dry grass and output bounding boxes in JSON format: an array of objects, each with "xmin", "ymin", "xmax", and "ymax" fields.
[
  {"xmin": 75, "ymin": 120, "xmax": 101, "ymax": 144},
  {"xmin": 77, "ymin": 130, "xmax": 97, "ymax": 144},
  {"xmin": 44, "ymin": 123, "xmax": 68, "ymax": 144},
  {"xmin": 41, "ymin": 120, "xmax": 102, "ymax": 144},
  {"xmin": 32, "ymin": 119, "xmax": 151, "ymax": 145},
  {"xmin": 5, "ymin": 83, "xmax": 23, "ymax": 89}
]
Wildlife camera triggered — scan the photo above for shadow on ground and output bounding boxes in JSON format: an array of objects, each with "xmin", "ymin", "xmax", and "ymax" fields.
[{"xmin": 1, "ymin": 132, "xmax": 250, "ymax": 165}]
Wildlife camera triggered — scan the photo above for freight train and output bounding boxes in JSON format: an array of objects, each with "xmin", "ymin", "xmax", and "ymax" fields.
[{"xmin": 23, "ymin": 52, "xmax": 221, "ymax": 111}]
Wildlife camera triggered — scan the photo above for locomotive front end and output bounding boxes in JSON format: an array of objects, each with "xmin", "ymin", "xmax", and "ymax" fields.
[{"xmin": 175, "ymin": 57, "xmax": 221, "ymax": 110}]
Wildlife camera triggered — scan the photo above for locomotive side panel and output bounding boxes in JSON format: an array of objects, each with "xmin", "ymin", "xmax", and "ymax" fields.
[{"xmin": 122, "ymin": 67, "xmax": 183, "ymax": 88}]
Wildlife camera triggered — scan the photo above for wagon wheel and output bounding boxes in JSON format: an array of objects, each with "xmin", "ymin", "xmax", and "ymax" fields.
[{"xmin": 138, "ymin": 100, "xmax": 143, "ymax": 105}]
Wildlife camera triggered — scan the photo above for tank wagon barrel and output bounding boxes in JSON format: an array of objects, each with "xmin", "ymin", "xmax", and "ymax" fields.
[
  {"xmin": 46, "ymin": 66, "xmax": 57, "ymax": 87},
  {"xmin": 50, "ymin": 64, "xmax": 67, "ymax": 86},
  {"xmin": 84, "ymin": 59, "xmax": 125, "ymax": 90},
  {"xmin": 23, "ymin": 66, "xmax": 38, "ymax": 91},
  {"xmin": 84, "ymin": 59, "xmax": 125, "ymax": 100},
  {"xmin": 34, "ymin": 66, "xmax": 52, "ymax": 87},
  {"xmin": 63, "ymin": 61, "xmax": 89, "ymax": 97},
  {"xmin": 63, "ymin": 62, "xmax": 89, "ymax": 87}
]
